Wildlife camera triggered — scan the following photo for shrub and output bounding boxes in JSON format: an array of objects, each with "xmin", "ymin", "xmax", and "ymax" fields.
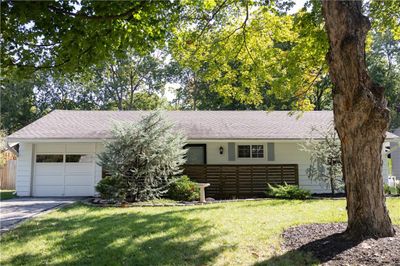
[
  {"xmin": 97, "ymin": 111, "xmax": 187, "ymax": 202},
  {"xmin": 167, "ymin": 175, "xmax": 200, "ymax": 201},
  {"xmin": 95, "ymin": 176, "xmax": 124, "ymax": 201},
  {"xmin": 266, "ymin": 183, "xmax": 311, "ymax": 199},
  {"xmin": 384, "ymin": 184, "xmax": 391, "ymax": 195},
  {"xmin": 384, "ymin": 184, "xmax": 398, "ymax": 195},
  {"xmin": 300, "ymin": 125, "xmax": 344, "ymax": 195}
]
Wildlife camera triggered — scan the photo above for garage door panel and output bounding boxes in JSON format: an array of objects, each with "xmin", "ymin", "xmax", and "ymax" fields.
[
  {"xmin": 36, "ymin": 144, "xmax": 65, "ymax": 153},
  {"xmin": 35, "ymin": 164, "xmax": 64, "ymax": 176},
  {"xmin": 65, "ymin": 164, "xmax": 93, "ymax": 174},
  {"xmin": 65, "ymin": 186, "xmax": 93, "ymax": 196},
  {"xmin": 66, "ymin": 143, "xmax": 94, "ymax": 153},
  {"xmin": 65, "ymin": 175, "xmax": 93, "ymax": 186},
  {"xmin": 35, "ymin": 175, "xmax": 64, "ymax": 186},
  {"xmin": 34, "ymin": 186, "xmax": 64, "ymax": 197}
]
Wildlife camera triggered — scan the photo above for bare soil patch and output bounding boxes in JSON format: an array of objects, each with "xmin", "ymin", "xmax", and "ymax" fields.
[{"xmin": 282, "ymin": 223, "xmax": 400, "ymax": 265}]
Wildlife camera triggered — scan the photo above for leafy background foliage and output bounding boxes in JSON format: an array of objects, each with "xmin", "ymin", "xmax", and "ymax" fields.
[{"xmin": 1, "ymin": 0, "xmax": 399, "ymax": 133}]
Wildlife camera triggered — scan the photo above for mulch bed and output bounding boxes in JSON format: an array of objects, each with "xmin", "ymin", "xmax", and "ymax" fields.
[{"xmin": 282, "ymin": 223, "xmax": 400, "ymax": 265}]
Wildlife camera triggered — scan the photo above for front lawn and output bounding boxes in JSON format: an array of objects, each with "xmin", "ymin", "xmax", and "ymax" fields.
[
  {"xmin": 0, "ymin": 190, "xmax": 15, "ymax": 200},
  {"xmin": 1, "ymin": 198, "xmax": 399, "ymax": 266}
]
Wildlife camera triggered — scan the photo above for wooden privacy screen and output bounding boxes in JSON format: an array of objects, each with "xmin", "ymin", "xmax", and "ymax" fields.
[{"xmin": 183, "ymin": 164, "xmax": 299, "ymax": 199}]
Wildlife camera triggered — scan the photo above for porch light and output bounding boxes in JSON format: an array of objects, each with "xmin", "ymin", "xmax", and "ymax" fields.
[{"xmin": 219, "ymin": 146, "xmax": 224, "ymax": 155}]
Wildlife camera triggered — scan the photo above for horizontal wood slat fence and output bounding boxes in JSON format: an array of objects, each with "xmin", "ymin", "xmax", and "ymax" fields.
[
  {"xmin": 184, "ymin": 164, "xmax": 299, "ymax": 198},
  {"xmin": 0, "ymin": 160, "xmax": 16, "ymax": 190}
]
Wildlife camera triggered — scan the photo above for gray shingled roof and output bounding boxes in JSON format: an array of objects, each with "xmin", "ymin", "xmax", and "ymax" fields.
[{"xmin": 7, "ymin": 110, "xmax": 399, "ymax": 141}]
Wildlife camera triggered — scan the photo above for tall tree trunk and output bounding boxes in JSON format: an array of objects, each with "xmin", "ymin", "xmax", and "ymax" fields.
[{"xmin": 322, "ymin": 0, "xmax": 395, "ymax": 239}]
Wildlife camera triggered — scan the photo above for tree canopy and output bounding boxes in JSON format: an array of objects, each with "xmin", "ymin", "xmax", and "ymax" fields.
[
  {"xmin": 1, "ymin": 1, "xmax": 180, "ymax": 73},
  {"xmin": 1, "ymin": 0, "xmax": 399, "ymax": 132}
]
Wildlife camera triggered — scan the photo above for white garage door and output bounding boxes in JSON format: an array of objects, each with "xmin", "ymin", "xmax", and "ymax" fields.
[{"xmin": 33, "ymin": 144, "xmax": 96, "ymax": 197}]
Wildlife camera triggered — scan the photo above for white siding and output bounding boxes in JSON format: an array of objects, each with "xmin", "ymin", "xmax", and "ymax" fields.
[
  {"xmin": 16, "ymin": 143, "xmax": 33, "ymax": 196},
  {"xmin": 391, "ymin": 128, "xmax": 400, "ymax": 180},
  {"xmin": 382, "ymin": 142, "xmax": 390, "ymax": 184}
]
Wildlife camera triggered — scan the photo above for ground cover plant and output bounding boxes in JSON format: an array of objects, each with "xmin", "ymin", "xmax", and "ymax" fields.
[
  {"xmin": 0, "ymin": 190, "xmax": 15, "ymax": 200},
  {"xmin": 1, "ymin": 198, "xmax": 399, "ymax": 266},
  {"xmin": 384, "ymin": 184, "xmax": 400, "ymax": 196},
  {"xmin": 266, "ymin": 183, "xmax": 311, "ymax": 200}
]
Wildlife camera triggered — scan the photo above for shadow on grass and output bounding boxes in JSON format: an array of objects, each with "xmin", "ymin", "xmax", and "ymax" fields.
[
  {"xmin": 254, "ymin": 232, "xmax": 361, "ymax": 266},
  {"xmin": 234, "ymin": 199, "xmax": 325, "ymax": 209},
  {"xmin": 1, "ymin": 204, "xmax": 229, "ymax": 265}
]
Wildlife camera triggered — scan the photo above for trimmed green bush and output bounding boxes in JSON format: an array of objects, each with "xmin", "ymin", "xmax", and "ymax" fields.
[
  {"xmin": 384, "ymin": 184, "xmax": 398, "ymax": 195},
  {"xmin": 384, "ymin": 184, "xmax": 391, "ymax": 195},
  {"xmin": 95, "ymin": 176, "xmax": 124, "ymax": 201},
  {"xmin": 266, "ymin": 183, "xmax": 311, "ymax": 199},
  {"xmin": 167, "ymin": 175, "xmax": 200, "ymax": 201}
]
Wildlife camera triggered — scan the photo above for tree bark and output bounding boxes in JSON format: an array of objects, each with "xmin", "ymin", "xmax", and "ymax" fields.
[{"xmin": 322, "ymin": 0, "xmax": 395, "ymax": 239}]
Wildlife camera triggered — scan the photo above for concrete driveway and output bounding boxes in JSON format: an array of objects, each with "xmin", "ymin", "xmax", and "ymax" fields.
[{"xmin": 0, "ymin": 198, "xmax": 78, "ymax": 233}]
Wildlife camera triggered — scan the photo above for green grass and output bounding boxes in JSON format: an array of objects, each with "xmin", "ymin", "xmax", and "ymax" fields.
[
  {"xmin": 1, "ymin": 198, "xmax": 399, "ymax": 266},
  {"xmin": 0, "ymin": 190, "xmax": 15, "ymax": 200}
]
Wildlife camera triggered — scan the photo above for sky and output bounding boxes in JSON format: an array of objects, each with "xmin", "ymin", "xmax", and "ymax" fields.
[{"xmin": 291, "ymin": 0, "xmax": 308, "ymax": 14}]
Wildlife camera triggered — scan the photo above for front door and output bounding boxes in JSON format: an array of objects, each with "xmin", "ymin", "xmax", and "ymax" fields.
[{"xmin": 185, "ymin": 144, "xmax": 207, "ymax": 165}]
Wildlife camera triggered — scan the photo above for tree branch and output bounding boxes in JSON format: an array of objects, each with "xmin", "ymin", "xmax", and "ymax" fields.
[{"xmin": 47, "ymin": 5, "xmax": 140, "ymax": 21}]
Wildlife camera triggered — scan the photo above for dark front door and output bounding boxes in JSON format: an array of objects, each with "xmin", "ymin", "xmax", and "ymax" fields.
[{"xmin": 185, "ymin": 144, "xmax": 207, "ymax": 165}]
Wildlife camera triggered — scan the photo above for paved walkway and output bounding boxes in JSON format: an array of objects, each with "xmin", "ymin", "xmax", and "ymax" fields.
[{"xmin": 0, "ymin": 198, "xmax": 77, "ymax": 233}]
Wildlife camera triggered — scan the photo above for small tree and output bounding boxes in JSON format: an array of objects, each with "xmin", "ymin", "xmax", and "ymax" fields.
[
  {"xmin": 97, "ymin": 111, "xmax": 187, "ymax": 202},
  {"xmin": 300, "ymin": 126, "xmax": 344, "ymax": 195}
]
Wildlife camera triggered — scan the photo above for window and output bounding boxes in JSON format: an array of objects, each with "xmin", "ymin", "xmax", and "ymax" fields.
[
  {"xmin": 238, "ymin": 145, "xmax": 251, "ymax": 158},
  {"xmin": 238, "ymin": 145, "xmax": 264, "ymax": 158},
  {"xmin": 36, "ymin": 154, "xmax": 64, "ymax": 163},
  {"xmin": 66, "ymin": 154, "xmax": 93, "ymax": 163},
  {"xmin": 251, "ymin": 145, "xmax": 264, "ymax": 158}
]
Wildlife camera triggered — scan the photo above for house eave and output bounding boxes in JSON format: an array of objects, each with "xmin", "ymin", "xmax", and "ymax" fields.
[{"xmin": 7, "ymin": 136, "xmax": 400, "ymax": 143}]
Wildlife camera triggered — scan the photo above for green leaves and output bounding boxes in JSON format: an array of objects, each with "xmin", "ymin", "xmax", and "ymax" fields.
[
  {"xmin": 370, "ymin": 0, "xmax": 400, "ymax": 41},
  {"xmin": 1, "ymin": 1, "xmax": 180, "ymax": 73},
  {"xmin": 171, "ymin": 3, "xmax": 329, "ymax": 110}
]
